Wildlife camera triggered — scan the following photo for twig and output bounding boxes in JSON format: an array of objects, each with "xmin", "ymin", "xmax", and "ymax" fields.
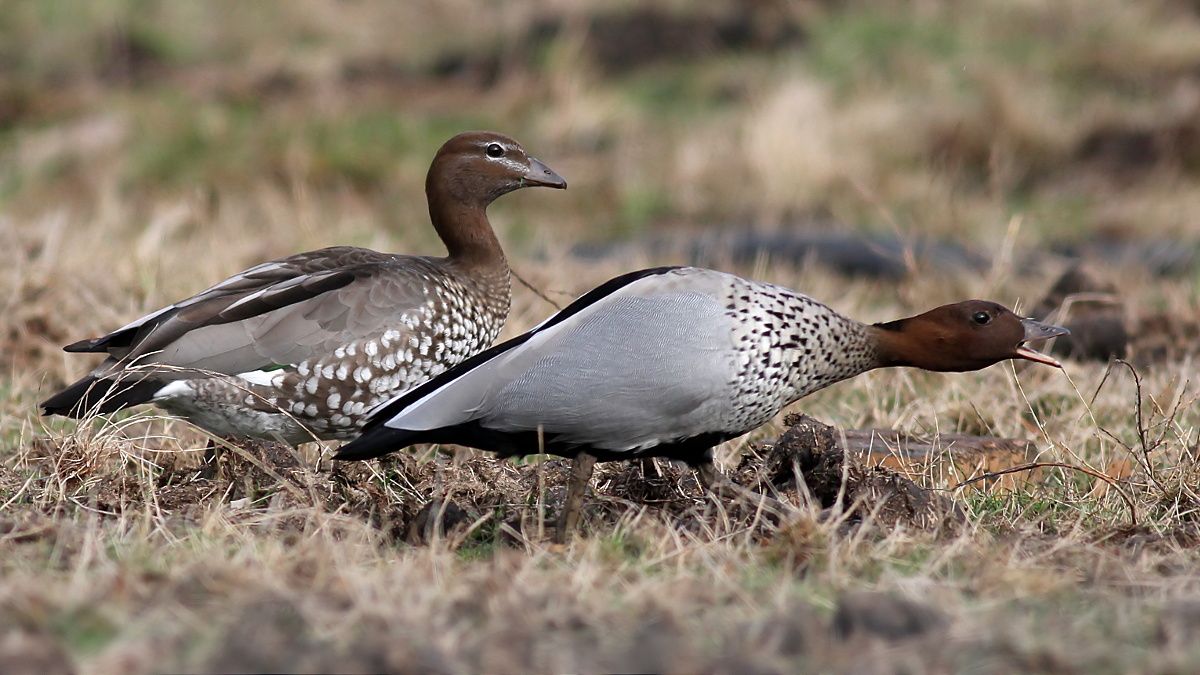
[
  {"xmin": 953, "ymin": 461, "xmax": 1138, "ymax": 527},
  {"xmin": 512, "ymin": 268, "xmax": 563, "ymax": 311},
  {"xmin": 449, "ymin": 511, "xmax": 495, "ymax": 550},
  {"xmin": 1070, "ymin": 360, "xmax": 1168, "ymax": 496},
  {"xmin": 1115, "ymin": 359, "xmax": 1168, "ymax": 493},
  {"xmin": 1087, "ymin": 359, "xmax": 1117, "ymax": 408}
]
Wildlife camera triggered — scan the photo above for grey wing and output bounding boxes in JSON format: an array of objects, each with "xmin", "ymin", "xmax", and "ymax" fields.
[
  {"xmin": 386, "ymin": 270, "xmax": 738, "ymax": 452},
  {"xmin": 75, "ymin": 247, "xmax": 434, "ymax": 378}
]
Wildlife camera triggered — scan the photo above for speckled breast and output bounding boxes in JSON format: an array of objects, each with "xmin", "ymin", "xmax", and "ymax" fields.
[
  {"xmin": 253, "ymin": 268, "xmax": 510, "ymax": 439},
  {"xmin": 720, "ymin": 277, "xmax": 876, "ymax": 434}
]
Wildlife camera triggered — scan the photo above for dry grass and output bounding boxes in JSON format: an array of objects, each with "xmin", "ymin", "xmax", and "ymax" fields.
[{"xmin": 4, "ymin": 1, "xmax": 1200, "ymax": 672}]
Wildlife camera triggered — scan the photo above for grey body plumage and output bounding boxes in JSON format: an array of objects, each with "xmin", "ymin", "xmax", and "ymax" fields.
[
  {"xmin": 340, "ymin": 266, "xmax": 880, "ymax": 462},
  {"xmin": 336, "ymin": 265, "xmax": 1067, "ymax": 540}
]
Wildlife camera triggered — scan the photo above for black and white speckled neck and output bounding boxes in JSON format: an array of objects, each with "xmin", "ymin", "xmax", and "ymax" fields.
[{"xmin": 718, "ymin": 274, "xmax": 879, "ymax": 434}]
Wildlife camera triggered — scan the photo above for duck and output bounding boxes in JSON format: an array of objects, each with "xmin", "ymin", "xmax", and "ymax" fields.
[
  {"xmin": 334, "ymin": 266, "xmax": 1068, "ymax": 538},
  {"xmin": 41, "ymin": 131, "xmax": 567, "ymax": 445}
]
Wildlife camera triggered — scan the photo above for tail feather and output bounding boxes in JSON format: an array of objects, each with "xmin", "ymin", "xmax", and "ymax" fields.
[
  {"xmin": 40, "ymin": 374, "xmax": 165, "ymax": 418},
  {"xmin": 335, "ymin": 426, "xmax": 425, "ymax": 461},
  {"xmin": 63, "ymin": 336, "xmax": 109, "ymax": 353}
]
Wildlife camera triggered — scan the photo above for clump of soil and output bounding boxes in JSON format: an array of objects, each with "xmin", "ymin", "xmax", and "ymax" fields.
[
  {"xmin": 0, "ymin": 628, "xmax": 74, "ymax": 675},
  {"xmin": 833, "ymin": 591, "xmax": 946, "ymax": 641},
  {"xmin": 737, "ymin": 414, "xmax": 966, "ymax": 532}
]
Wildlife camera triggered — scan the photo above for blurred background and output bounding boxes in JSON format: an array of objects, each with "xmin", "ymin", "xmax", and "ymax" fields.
[
  {"xmin": 4, "ymin": 0, "xmax": 1200, "ymax": 373},
  {"xmin": 5, "ymin": 7, "xmax": 1200, "ymax": 670}
]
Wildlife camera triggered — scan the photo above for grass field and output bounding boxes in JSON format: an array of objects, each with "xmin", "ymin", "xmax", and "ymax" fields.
[{"xmin": 4, "ymin": 1, "xmax": 1200, "ymax": 671}]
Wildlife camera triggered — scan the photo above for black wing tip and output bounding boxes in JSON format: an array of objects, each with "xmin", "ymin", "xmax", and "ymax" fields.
[
  {"xmin": 335, "ymin": 427, "xmax": 421, "ymax": 461},
  {"xmin": 63, "ymin": 338, "xmax": 103, "ymax": 353},
  {"xmin": 38, "ymin": 403, "xmax": 64, "ymax": 417},
  {"xmin": 39, "ymin": 375, "xmax": 100, "ymax": 417},
  {"xmin": 40, "ymin": 374, "xmax": 164, "ymax": 418}
]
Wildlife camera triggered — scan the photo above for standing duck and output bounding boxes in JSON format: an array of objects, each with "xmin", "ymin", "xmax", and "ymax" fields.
[
  {"xmin": 41, "ymin": 131, "xmax": 567, "ymax": 444},
  {"xmin": 335, "ymin": 266, "xmax": 1068, "ymax": 537}
]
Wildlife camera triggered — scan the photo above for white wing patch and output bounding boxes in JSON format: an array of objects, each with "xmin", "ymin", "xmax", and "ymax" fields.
[
  {"xmin": 152, "ymin": 380, "xmax": 194, "ymax": 400},
  {"xmin": 236, "ymin": 369, "xmax": 284, "ymax": 387}
]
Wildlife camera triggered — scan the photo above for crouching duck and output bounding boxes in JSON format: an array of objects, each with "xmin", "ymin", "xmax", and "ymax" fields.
[
  {"xmin": 41, "ymin": 132, "xmax": 566, "ymax": 444},
  {"xmin": 335, "ymin": 266, "xmax": 1068, "ymax": 538}
]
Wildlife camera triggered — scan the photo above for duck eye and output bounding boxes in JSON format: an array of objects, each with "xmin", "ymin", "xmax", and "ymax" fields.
[
  {"xmin": 486, "ymin": 143, "xmax": 505, "ymax": 158},
  {"xmin": 972, "ymin": 311, "xmax": 991, "ymax": 325}
]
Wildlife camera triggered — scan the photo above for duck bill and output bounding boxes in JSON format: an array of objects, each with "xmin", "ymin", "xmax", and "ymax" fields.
[
  {"xmin": 522, "ymin": 156, "xmax": 567, "ymax": 189},
  {"xmin": 1015, "ymin": 318, "xmax": 1070, "ymax": 368}
]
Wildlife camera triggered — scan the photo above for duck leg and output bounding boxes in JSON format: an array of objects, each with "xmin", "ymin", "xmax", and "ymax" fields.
[
  {"xmin": 555, "ymin": 451, "xmax": 597, "ymax": 543},
  {"xmin": 696, "ymin": 460, "xmax": 722, "ymax": 493},
  {"xmin": 198, "ymin": 438, "xmax": 221, "ymax": 479}
]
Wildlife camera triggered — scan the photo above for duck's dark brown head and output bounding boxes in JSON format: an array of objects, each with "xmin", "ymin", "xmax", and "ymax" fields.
[
  {"xmin": 428, "ymin": 131, "xmax": 566, "ymax": 208},
  {"xmin": 426, "ymin": 131, "xmax": 566, "ymax": 264},
  {"xmin": 871, "ymin": 300, "xmax": 1069, "ymax": 372}
]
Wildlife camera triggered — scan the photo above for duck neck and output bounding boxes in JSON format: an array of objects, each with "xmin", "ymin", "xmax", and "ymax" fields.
[
  {"xmin": 813, "ymin": 318, "xmax": 887, "ymax": 385},
  {"xmin": 779, "ymin": 309, "xmax": 886, "ymax": 402},
  {"xmin": 427, "ymin": 180, "xmax": 506, "ymax": 270},
  {"xmin": 866, "ymin": 317, "xmax": 933, "ymax": 370}
]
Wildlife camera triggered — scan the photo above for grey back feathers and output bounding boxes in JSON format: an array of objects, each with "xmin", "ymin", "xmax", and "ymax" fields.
[
  {"xmin": 43, "ymin": 246, "xmax": 512, "ymax": 442},
  {"xmin": 85, "ymin": 248, "xmax": 426, "ymax": 378}
]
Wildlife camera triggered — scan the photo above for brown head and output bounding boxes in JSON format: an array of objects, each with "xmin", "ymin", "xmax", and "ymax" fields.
[
  {"xmin": 870, "ymin": 300, "xmax": 1069, "ymax": 372},
  {"xmin": 426, "ymin": 131, "xmax": 567, "ymax": 263}
]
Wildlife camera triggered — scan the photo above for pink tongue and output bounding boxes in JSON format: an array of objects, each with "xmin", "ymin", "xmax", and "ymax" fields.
[{"xmin": 1016, "ymin": 345, "xmax": 1062, "ymax": 368}]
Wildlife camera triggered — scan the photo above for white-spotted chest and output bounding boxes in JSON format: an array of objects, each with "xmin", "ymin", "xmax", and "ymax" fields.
[
  {"xmin": 721, "ymin": 278, "xmax": 877, "ymax": 432},
  {"xmin": 217, "ymin": 270, "xmax": 510, "ymax": 439}
]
